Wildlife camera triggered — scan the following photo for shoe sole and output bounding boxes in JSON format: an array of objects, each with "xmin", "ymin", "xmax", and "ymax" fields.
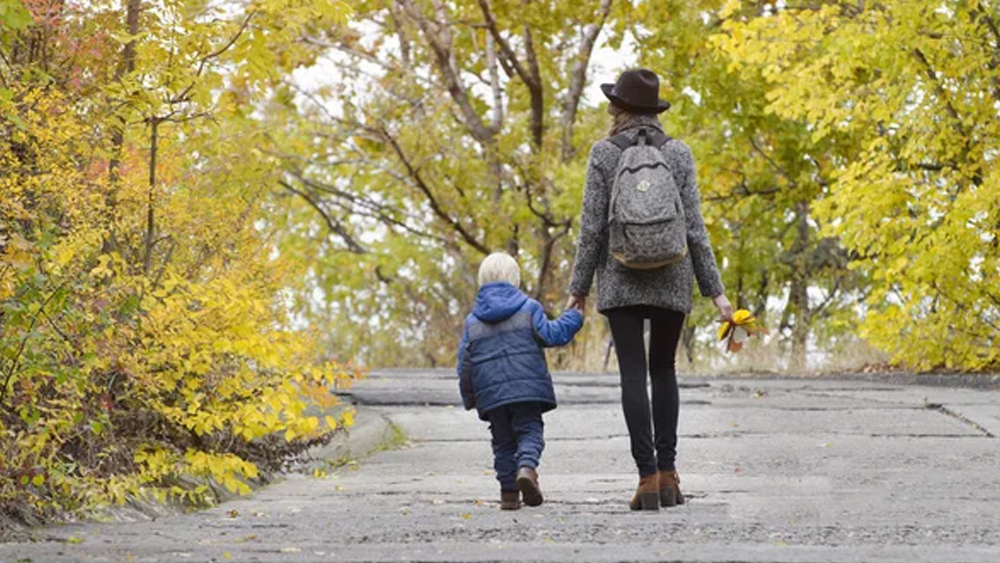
[
  {"xmin": 660, "ymin": 487, "xmax": 685, "ymax": 507},
  {"xmin": 517, "ymin": 475, "xmax": 543, "ymax": 507},
  {"xmin": 630, "ymin": 491, "xmax": 660, "ymax": 511}
]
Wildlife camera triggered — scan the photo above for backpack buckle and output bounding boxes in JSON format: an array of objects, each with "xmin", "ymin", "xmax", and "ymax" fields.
[{"xmin": 637, "ymin": 128, "xmax": 648, "ymax": 147}]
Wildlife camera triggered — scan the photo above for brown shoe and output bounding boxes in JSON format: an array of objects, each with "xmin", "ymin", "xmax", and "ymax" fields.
[
  {"xmin": 500, "ymin": 490, "xmax": 521, "ymax": 510},
  {"xmin": 630, "ymin": 473, "xmax": 660, "ymax": 511},
  {"xmin": 658, "ymin": 469, "xmax": 686, "ymax": 507},
  {"xmin": 516, "ymin": 467, "xmax": 543, "ymax": 507}
]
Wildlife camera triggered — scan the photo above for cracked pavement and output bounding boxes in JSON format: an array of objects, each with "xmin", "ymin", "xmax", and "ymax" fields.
[{"xmin": 2, "ymin": 370, "xmax": 999, "ymax": 562}]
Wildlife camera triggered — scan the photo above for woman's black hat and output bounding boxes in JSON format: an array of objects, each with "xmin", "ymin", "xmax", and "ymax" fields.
[{"xmin": 601, "ymin": 68, "xmax": 671, "ymax": 114}]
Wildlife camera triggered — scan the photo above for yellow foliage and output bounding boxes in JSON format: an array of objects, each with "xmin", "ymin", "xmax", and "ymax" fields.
[
  {"xmin": 716, "ymin": 1, "xmax": 1000, "ymax": 371},
  {"xmin": 0, "ymin": 0, "xmax": 360, "ymax": 521}
]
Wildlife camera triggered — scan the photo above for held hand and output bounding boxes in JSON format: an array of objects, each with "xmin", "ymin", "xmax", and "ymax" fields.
[
  {"xmin": 713, "ymin": 294, "xmax": 734, "ymax": 323},
  {"xmin": 567, "ymin": 294, "xmax": 587, "ymax": 313}
]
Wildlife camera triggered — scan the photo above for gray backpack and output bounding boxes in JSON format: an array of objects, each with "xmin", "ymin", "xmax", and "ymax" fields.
[{"xmin": 607, "ymin": 128, "xmax": 687, "ymax": 270}]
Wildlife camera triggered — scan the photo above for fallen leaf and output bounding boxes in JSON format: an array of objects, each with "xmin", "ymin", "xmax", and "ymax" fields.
[
  {"xmin": 66, "ymin": 537, "xmax": 84, "ymax": 545},
  {"xmin": 227, "ymin": 509, "xmax": 239, "ymax": 518},
  {"xmin": 460, "ymin": 513, "xmax": 472, "ymax": 519},
  {"xmin": 222, "ymin": 553, "xmax": 233, "ymax": 560},
  {"xmin": 279, "ymin": 547, "xmax": 301, "ymax": 553}
]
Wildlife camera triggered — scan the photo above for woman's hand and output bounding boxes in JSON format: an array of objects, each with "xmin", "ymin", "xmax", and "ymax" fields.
[
  {"xmin": 712, "ymin": 294, "xmax": 734, "ymax": 323},
  {"xmin": 567, "ymin": 294, "xmax": 587, "ymax": 313}
]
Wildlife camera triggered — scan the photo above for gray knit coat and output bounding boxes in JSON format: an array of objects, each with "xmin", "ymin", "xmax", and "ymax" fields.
[{"xmin": 569, "ymin": 116, "xmax": 725, "ymax": 314}]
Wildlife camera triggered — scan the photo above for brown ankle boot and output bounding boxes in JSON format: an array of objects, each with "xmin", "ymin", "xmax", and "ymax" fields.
[
  {"xmin": 658, "ymin": 469, "xmax": 685, "ymax": 507},
  {"xmin": 500, "ymin": 490, "xmax": 521, "ymax": 510},
  {"xmin": 630, "ymin": 473, "xmax": 660, "ymax": 511},
  {"xmin": 516, "ymin": 467, "xmax": 543, "ymax": 507}
]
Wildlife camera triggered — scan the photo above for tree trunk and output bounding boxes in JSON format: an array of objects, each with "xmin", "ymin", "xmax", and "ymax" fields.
[
  {"xmin": 104, "ymin": 0, "xmax": 142, "ymax": 254},
  {"xmin": 789, "ymin": 200, "xmax": 811, "ymax": 371}
]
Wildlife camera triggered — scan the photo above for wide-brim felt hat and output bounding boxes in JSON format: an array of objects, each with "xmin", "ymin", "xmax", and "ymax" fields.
[{"xmin": 601, "ymin": 68, "xmax": 671, "ymax": 114}]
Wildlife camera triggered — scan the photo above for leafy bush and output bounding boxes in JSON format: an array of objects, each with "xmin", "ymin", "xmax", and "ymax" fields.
[{"xmin": 1, "ymin": 0, "xmax": 358, "ymax": 522}]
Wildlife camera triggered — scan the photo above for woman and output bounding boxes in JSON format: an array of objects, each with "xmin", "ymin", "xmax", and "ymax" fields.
[{"xmin": 567, "ymin": 69, "xmax": 734, "ymax": 511}]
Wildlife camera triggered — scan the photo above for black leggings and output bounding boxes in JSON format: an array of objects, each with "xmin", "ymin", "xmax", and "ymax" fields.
[{"xmin": 605, "ymin": 305, "xmax": 685, "ymax": 477}]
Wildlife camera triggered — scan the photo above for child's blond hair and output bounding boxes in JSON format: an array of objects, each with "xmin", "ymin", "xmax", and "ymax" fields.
[{"xmin": 478, "ymin": 253, "xmax": 521, "ymax": 287}]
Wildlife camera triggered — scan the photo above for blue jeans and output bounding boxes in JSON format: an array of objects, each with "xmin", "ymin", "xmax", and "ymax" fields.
[{"xmin": 487, "ymin": 402, "xmax": 545, "ymax": 491}]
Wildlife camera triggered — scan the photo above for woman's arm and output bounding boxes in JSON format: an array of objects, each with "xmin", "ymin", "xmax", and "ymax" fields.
[
  {"xmin": 672, "ymin": 141, "xmax": 725, "ymax": 300},
  {"xmin": 569, "ymin": 142, "xmax": 615, "ymax": 298}
]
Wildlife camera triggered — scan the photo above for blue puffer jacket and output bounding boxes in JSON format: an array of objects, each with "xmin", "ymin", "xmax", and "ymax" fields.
[{"xmin": 457, "ymin": 282, "xmax": 584, "ymax": 420}]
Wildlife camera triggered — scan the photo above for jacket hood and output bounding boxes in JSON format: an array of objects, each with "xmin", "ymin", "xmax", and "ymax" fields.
[{"xmin": 473, "ymin": 282, "xmax": 529, "ymax": 323}]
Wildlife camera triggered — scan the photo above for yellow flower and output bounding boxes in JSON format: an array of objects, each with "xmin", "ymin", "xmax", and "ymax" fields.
[{"xmin": 717, "ymin": 309, "xmax": 769, "ymax": 353}]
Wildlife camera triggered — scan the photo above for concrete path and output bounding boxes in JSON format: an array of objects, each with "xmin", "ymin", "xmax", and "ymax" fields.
[{"xmin": 3, "ymin": 370, "xmax": 1000, "ymax": 563}]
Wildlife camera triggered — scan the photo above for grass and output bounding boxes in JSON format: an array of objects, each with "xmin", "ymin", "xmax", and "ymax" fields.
[{"xmin": 372, "ymin": 422, "xmax": 409, "ymax": 453}]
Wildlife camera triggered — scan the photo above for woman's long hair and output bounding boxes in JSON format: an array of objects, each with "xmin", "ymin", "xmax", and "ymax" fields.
[
  {"xmin": 608, "ymin": 104, "xmax": 633, "ymax": 136},
  {"xmin": 609, "ymin": 103, "xmax": 654, "ymax": 137}
]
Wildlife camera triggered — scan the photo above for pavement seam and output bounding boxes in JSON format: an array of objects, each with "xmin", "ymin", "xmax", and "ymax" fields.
[{"xmin": 927, "ymin": 404, "xmax": 996, "ymax": 438}]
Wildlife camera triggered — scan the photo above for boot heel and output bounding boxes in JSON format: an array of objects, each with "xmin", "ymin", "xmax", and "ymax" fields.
[
  {"xmin": 639, "ymin": 491, "xmax": 660, "ymax": 511},
  {"xmin": 660, "ymin": 487, "xmax": 677, "ymax": 508}
]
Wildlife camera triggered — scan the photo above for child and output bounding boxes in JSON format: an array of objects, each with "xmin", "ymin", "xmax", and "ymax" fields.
[{"xmin": 457, "ymin": 253, "xmax": 584, "ymax": 510}]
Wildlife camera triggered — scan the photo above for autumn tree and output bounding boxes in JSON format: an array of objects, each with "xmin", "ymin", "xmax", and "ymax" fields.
[
  {"xmin": 271, "ymin": 0, "xmax": 624, "ymax": 366},
  {"xmin": 1, "ymin": 0, "xmax": 357, "ymax": 522},
  {"xmin": 716, "ymin": 0, "xmax": 1000, "ymax": 370},
  {"xmin": 623, "ymin": 0, "xmax": 860, "ymax": 369},
  {"xmin": 276, "ymin": 0, "xmax": 867, "ymax": 370}
]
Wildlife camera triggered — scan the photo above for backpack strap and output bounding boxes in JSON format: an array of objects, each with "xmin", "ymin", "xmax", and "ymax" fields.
[
  {"xmin": 609, "ymin": 128, "xmax": 673, "ymax": 151},
  {"xmin": 649, "ymin": 129, "xmax": 673, "ymax": 149},
  {"xmin": 608, "ymin": 132, "xmax": 634, "ymax": 151}
]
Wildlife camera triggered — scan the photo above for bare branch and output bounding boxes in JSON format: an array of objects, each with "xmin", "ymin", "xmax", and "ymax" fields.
[
  {"xmin": 562, "ymin": 0, "xmax": 613, "ymax": 161},
  {"xmin": 749, "ymin": 135, "xmax": 797, "ymax": 185},
  {"xmin": 388, "ymin": 1, "xmax": 413, "ymax": 69},
  {"xmin": 169, "ymin": 10, "xmax": 256, "ymax": 104},
  {"xmin": 521, "ymin": 6, "xmax": 544, "ymax": 149},
  {"xmin": 912, "ymin": 48, "xmax": 967, "ymax": 136},
  {"xmin": 379, "ymin": 125, "xmax": 491, "ymax": 255},
  {"xmin": 399, "ymin": 0, "xmax": 496, "ymax": 143},
  {"xmin": 279, "ymin": 180, "xmax": 369, "ymax": 254},
  {"xmin": 486, "ymin": 33, "xmax": 504, "ymax": 132},
  {"xmin": 289, "ymin": 172, "xmax": 449, "ymax": 244},
  {"xmin": 477, "ymin": 0, "xmax": 532, "ymax": 85}
]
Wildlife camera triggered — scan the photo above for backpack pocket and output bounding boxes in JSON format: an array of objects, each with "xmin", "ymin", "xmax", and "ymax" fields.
[{"xmin": 610, "ymin": 217, "xmax": 688, "ymax": 269}]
